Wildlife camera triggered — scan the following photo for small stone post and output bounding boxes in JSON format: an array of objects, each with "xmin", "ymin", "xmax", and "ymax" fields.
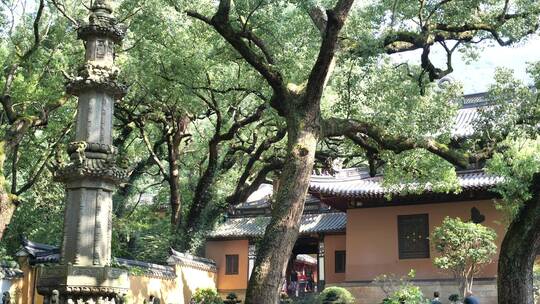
[{"xmin": 37, "ymin": 1, "xmax": 130, "ymax": 303}]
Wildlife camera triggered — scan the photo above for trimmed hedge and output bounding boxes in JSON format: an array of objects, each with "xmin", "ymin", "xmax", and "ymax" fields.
[{"xmin": 317, "ymin": 287, "xmax": 355, "ymax": 304}]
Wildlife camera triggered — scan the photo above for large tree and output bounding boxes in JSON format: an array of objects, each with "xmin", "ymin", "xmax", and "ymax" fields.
[
  {"xmin": 179, "ymin": 0, "xmax": 540, "ymax": 303},
  {"xmin": 0, "ymin": 0, "xmax": 83, "ymax": 240},
  {"xmin": 102, "ymin": 0, "xmax": 288, "ymax": 254},
  {"xmin": 1, "ymin": 1, "xmax": 539, "ymax": 303}
]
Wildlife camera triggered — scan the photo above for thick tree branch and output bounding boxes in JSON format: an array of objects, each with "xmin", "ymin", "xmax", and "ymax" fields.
[
  {"xmin": 238, "ymin": 29, "xmax": 275, "ymax": 65},
  {"xmin": 377, "ymin": 5, "xmax": 540, "ymax": 81},
  {"xmin": 185, "ymin": 0, "xmax": 287, "ymax": 110},
  {"xmin": 20, "ymin": 0, "xmax": 46, "ymax": 62},
  {"xmin": 308, "ymin": 5, "xmax": 328, "ymax": 36},
  {"xmin": 15, "ymin": 122, "xmax": 73, "ymax": 195},
  {"xmin": 227, "ymin": 158, "xmax": 284, "ymax": 206},
  {"xmin": 219, "ymin": 103, "xmax": 267, "ymax": 141},
  {"xmin": 136, "ymin": 122, "xmax": 169, "ymax": 179},
  {"xmin": 10, "ymin": 144, "xmax": 19, "ymax": 194},
  {"xmin": 305, "ymin": 0, "xmax": 355, "ymax": 103},
  {"xmin": 322, "ymin": 117, "xmax": 471, "ymax": 168},
  {"xmin": 227, "ymin": 128, "xmax": 286, "ymax": 204},
  {"xmin": 50, "ymin": 0, "xmax": 79, "ymax": 27},
  {"xmin": 0, "ymin": 96, "xmax": 17, "ymax": 123}
]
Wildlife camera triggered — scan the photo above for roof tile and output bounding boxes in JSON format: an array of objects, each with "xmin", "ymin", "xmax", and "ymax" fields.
[
  {"xmin": 309, "ymin": 170, "xmax": 502, "ymax": 199},
  {"xmin": 210, "ymin": 212, "xmax": 346, "ymax": 238}
]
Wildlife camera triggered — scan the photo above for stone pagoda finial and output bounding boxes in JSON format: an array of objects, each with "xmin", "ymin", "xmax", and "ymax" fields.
[
  {"xmin": 37, "ymin": 1, "xmax": 130, "ymax": 303},
  {"xmin": 91, "ymin": 0, "xmax": 113, "ymax": 13}
]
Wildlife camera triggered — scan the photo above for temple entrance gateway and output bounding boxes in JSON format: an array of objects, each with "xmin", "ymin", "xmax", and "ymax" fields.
[
  {"xmin": 205, "ymin": 185, "xmax": 346, "ymax": 300},
  {"xmin": 284, "ymin": 236, "xmax": 321, "ymax": 298}
]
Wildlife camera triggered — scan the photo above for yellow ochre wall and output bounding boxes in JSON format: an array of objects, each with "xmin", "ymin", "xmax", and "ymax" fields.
[
  {"xmin": 4, "ymin": 278, "xmax": 25, "ymax": 304},
  {"xmin": 13, "ymin": 257, "xmax": 43, "ymax": 304},
  {"xmin": 345, "ymin": 199, "xmax": 506, "ymax": 282},
  {"xmin": 324, "ymin": 234, "xmax": 346, "ymax": 284},
  {"xmin": 127, "ymin": 264, "xmax": 216, "ymax": 304},
  {"xmin": 10, "ymin": 258, "xmax": 217, "ymax": 304},
  {"xmin": 206, "ymin": 239, "xmax": 249, "ymax": 292}
]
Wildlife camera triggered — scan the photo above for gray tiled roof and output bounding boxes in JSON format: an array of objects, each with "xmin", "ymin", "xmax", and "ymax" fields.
[
  {"xmin": 167, "ymin": 248, "xmax": 217, "ymax": 272},
  {"xmin": 234, "ymin": 193, "xmax": 323, "ymax": 214},
  {"xmin": 16, "ymin": 240, "xmax": 178, "ymax": 279},
  {"xmin": 309, "ymin": 170, "xmax": 502, "ymax": 199},
  {"xmin": 452, "ymin": 92, "xmax": 488, "ymax": 138},
  {"xmin": 210, "ymin": 212, "xmax": 346, "ymax": 238},
  {"xmin": 115, "ymin": 258, "xmax": 176, "ymax": 279},
  {"xmin": 16, "ymin": 239, "xmax": 60, "ymax": 264},
  {"xmin": 235, "ymin": 199, "xmax": 270, "ymax": 210},
  {"xmin": 462, "ymin": 92, "xmax": 488, "ymax": 106},
  {"xmin": 452, "ymin": 107, "xmax": 479, "ymax": 137},
  {"xmin": 0, "ymin": 263, "xmax": 23, "ymax": 279}
]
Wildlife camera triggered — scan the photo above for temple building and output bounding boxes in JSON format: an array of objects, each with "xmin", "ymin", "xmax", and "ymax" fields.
[{"xmin": 205, "ymin": 93, "xmax": 506, "ymax": 304}]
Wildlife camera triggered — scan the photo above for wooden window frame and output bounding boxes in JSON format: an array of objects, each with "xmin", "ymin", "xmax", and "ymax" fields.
[
  {"xmin": 225, "ymin": 254, "xmax": 239, "ymax": 275},
  {"xmin": 397, "ymin": 214, "xmax": 430, "ymax": 259},
  {"xmin": 335, "ymin": 250, "xmax": 346, "ymax": 273}
]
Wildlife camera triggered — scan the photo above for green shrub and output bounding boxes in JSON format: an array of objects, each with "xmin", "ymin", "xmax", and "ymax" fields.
[
  {"xmin": 448, "ymin": 294, "xmax": 460, "ymax": 303},
  {"xmin": 193, "ymin": 288, "xmax": 224, "ymax": 304},
  {"xmin": 381, "ymin": 285, "xmax": 429, "ymax": 304},
  {"xmin": 375, "ymin": 270, "xmax": 429, "ymax": 304},
  {"xmin": 317, "ymin": 287, "xmax": 355, "ymax": 304},
  {"xmin": 431, "ymin": 217, "xmax": 497, "ymax": 297},
  {"xmin": 223, "ymin": 292, "xmax": 241, "ymax": 304}
]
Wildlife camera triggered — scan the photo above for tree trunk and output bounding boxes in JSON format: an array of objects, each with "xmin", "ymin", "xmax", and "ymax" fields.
[
  {"xmin": 167, "ymin": 139, "xmax": 182, "ymax": 227},
  {"xmin": 498, "ymin": 174, "xmax": 540, "ymax": 304},
  {"xmin": 0, "ymin": 194, "xmax": 15, "ymax": 241},
  {"xmin": 245, "ymin": 102, "xmax": 319, "ymax": 304},
  {"xmin": 0, "ymin": 141, "xmax": 16, "ymax": 241},
  {"xmin": 458, "ymin": 277, "xmax": 466, "ymax": 300},
  {"xmin": 113, "ymin": 155, "xmax": 153, "ymax": 218},
  {"xmin": 0, "ymin": 118, "xmax": 37, "ymax": 240},
  {"xmin": 170, "ymin": 115, "xmax": 189, "ymax": 227}
]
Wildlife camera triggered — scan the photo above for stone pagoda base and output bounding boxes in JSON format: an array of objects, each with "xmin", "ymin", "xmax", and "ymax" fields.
[{"xmin": 37, "ymin": 265, "xmax": 129, "ymax": 303}]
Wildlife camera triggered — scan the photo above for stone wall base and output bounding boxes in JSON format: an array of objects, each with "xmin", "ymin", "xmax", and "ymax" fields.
[
  {"xmin": 331, "ymin": 279, "xmax": 497, "ymax": 304},
  {"xmin": 36, "ymin": 265, "xmax": 130, "ymax": 304}
]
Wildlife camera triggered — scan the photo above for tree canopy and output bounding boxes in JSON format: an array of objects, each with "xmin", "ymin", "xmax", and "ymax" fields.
[{"xmin": 0, "ymin": 0, "xmax": 539, "ymax": 303}]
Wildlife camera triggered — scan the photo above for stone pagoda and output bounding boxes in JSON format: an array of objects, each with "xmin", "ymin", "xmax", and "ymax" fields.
[{"xmin": 37, "ymin": 1, "xmax": 130, "ymax": 302}]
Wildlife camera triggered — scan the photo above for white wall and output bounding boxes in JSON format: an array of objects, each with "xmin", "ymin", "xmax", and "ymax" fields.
[{"xmin": 0, "ymin": 279, "xmax": 13, "ymax": 293}]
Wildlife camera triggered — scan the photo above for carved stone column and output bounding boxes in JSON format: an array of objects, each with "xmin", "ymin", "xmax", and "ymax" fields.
[
  {"xmin": 37, "ymin": 1, "xmax": 129, "ymax": 303},
  {"xmin": 317, "ymin": 237, "xmax": 325, "ymax": 292},
  {"xmin": 248, "ymin": 243, "xmax": 256, "ymax": 279}
]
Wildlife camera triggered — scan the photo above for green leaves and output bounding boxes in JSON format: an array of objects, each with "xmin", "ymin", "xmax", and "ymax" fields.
[
  {"xmin": 487, "ymin": 136, "xmax": 540, "ymax": 218},
  {"xmin": 431, "ymin": 217, "xmax": 497, "ymax": 275},
  {"xmin": 329, "ymin": 58, "xmax": 460, "ymax": 140},
  {"xmin": 193, "ymin": 288, "xmax": 224, "ymax": 304},
  {"xmin": 317, "ymin": 286, "xmax": 355, "ymax": 304},
  {"xmin": 381, "ymin": 149, "xmax": 460, "ymax": 196}
]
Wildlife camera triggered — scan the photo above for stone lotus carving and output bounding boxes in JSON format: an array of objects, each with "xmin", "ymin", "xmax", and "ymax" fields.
[
  {"xmin": 77, "ymin": 0, "xmax": 126, "ymax": 44},
  {"xmin": 79, "ymin": 19, "xmax": 127, "ymax": 45},
  {"xmin": 78, "ymin": 63, "xmax": 120, "ymax": 82},
  {"xmin": 66, "ymin": 63, "xmax": 126, "ymax": 99},
  {"xmin": 64, "ymin": 297, "xmax": 118, "ymax": 304},
  {"xmin": 53, "ymin": 141, "xmax": 129, "ymax": 184}
]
